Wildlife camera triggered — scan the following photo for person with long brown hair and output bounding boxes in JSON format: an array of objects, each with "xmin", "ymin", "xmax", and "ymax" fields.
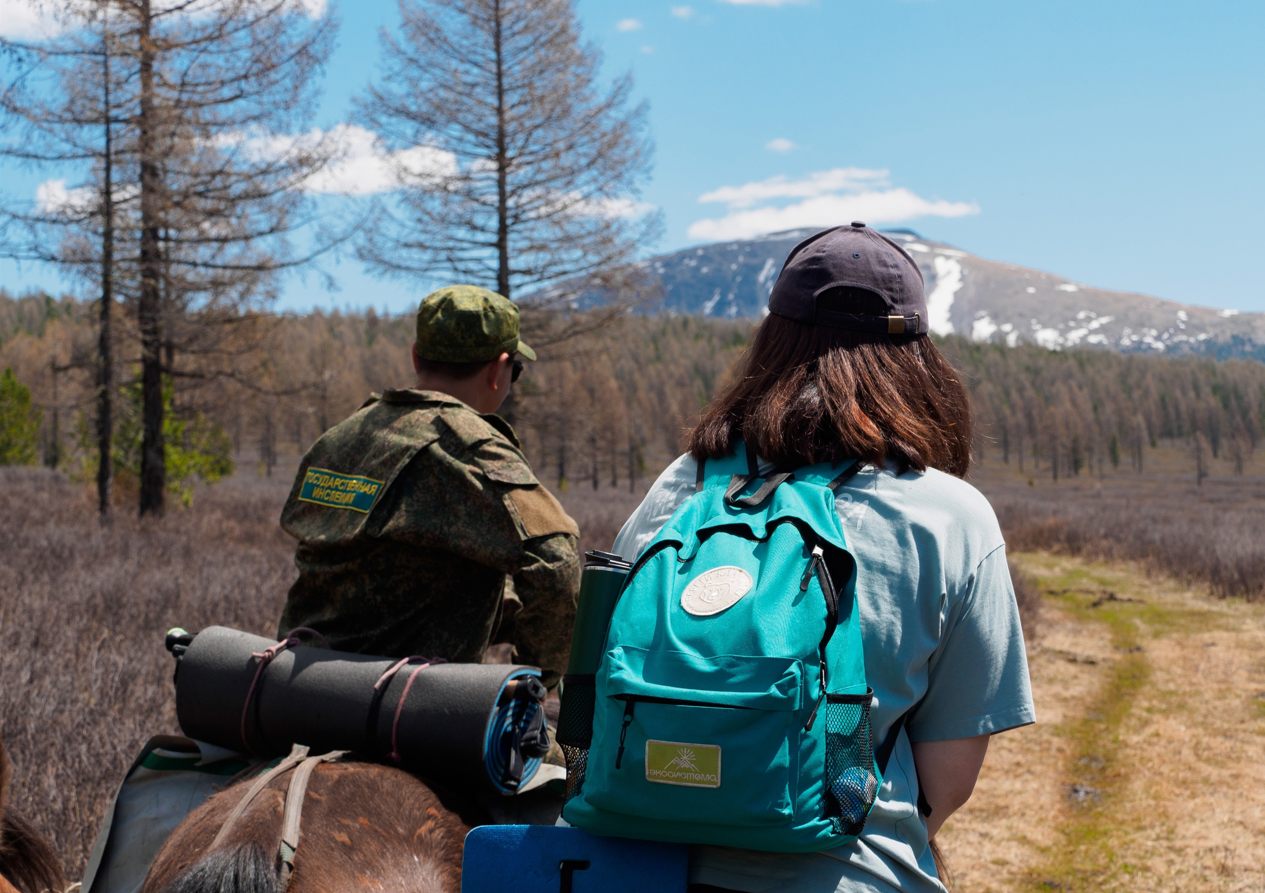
[{"xmin": 611, "ymin": 223, "xmax": 1035, "ymax": 892}]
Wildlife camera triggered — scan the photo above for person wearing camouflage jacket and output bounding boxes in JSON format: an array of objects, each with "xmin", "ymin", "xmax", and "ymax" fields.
[{"xmin": 279, "ymin": 286, "xmax": 580, "ymax": 686}]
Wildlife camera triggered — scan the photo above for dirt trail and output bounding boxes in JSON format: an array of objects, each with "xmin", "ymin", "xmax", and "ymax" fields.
[{"xmin": 937, "ymin": 553, "xmax": 1265, "ymax": 893}]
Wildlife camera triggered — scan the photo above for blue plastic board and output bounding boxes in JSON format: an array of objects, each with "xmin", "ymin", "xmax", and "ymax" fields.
[{"xmin": 461, "ymin": 825, "xmax": 689, "ymax": 893}]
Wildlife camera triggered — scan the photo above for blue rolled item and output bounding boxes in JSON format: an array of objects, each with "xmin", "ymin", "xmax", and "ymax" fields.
[
  {"xmin": 172, "ymin": 625, "xmax": 549, "ymax": 796},
  {"xmin": 483, "ymin": 677, "xmax": 545, "ymax": 794}
]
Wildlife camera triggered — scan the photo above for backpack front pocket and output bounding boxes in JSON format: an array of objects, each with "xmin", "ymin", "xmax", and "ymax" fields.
[{"xmin": 582, "ymin": 647, "xmax": 804, "ymax": 827}]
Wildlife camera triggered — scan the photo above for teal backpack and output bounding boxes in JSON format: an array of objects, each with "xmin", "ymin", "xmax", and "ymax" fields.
[{"xmin": 563, "ymin": 443, "xmax": 903, "ymax": 853}]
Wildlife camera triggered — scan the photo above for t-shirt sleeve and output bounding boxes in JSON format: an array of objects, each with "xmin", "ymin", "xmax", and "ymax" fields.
[
  {"xmin": 908, "ymin": 544, "xmax": 1036, "ymax": 742},
  {"xmin": 611, "ymin": 454, "xmax": 698, "ymax": 560}
]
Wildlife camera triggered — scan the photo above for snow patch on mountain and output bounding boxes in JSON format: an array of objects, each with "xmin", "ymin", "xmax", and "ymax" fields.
[
  {"xmin": 756, "ymin": 257, "xmax": 778, "ymax": 296},
  {"xmin": 927, "ymin": 256, "xmax": 963, "ymax": 335},
  {"xmin": 972, "ymin": 313, "xmax": 999, "ymax": 342}
]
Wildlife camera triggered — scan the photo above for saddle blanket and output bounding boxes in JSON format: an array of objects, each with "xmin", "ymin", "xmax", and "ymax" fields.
[{"xmin": 81, "ymin": 736, "xmax": 568, "ymax": 893}]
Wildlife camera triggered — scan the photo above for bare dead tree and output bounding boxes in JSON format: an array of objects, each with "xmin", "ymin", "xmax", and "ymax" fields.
[
  {"xmin": 0, "ymin": 0, "xmax": 129, "ymax": 520},
  {"xmin": 128, "ymin": 0, "xmax": 342, "ymax": 515},
  {"xmin": 3, "ymin": 0, "xmax": 344, "ymax": 516},
  {"xmin": 1193, "ymin": 430, "xmax": 1209, "ymax": 486},
  {"xmin": 98, "ymin": 4, "xmax": 116, "ymax": 520},
  {"xmin": 356, "ymin": 0, "xmax": 660, "ymax": 332}
]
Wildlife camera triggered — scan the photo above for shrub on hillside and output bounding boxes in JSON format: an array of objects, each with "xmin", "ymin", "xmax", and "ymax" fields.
[
  {"xmin": 71, "ymin": 374, "xmax": 234, "ymax": 506},
  {"xmin": 0, "ymin": 366, "xmax": 41, "ymax": 465}
]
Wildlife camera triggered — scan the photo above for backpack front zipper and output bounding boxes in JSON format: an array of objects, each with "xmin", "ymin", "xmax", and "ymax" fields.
[{"xmin": 800, "ymin": 544, "xmax": 824, "ymax": 591}]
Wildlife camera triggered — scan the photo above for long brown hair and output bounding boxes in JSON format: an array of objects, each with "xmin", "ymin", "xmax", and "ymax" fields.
[{"xmin": 687, "ymin": 311, "xmax": 972, "ymax": 477}]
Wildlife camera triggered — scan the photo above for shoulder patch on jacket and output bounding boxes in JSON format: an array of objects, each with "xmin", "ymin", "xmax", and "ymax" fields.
[{"xmin": 506, "ymin": 485, "xmax": 579, "ymax": 540}]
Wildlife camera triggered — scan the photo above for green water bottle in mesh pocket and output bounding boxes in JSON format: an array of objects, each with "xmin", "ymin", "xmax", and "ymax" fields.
[{"xmin": 556, "ymin": 550, "xmax": 631, "ymax": 802}]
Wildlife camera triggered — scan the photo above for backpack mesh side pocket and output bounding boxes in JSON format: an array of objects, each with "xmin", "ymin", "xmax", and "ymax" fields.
[
  {"xmin": 824, "ymin": 691, "xmax": 877, "ymax": 835},
  {"xmin": 555, "ymin": 674, "xmax": 596, "ymax": 802}
]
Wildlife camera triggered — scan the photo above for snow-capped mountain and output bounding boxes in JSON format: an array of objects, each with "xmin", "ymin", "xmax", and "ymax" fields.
[{"xmin": 635, "ymin": 228, "xmax": 1265, "ymax": 358}]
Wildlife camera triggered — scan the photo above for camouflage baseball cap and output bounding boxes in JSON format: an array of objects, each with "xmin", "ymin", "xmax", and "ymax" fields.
[{"xmin": 415, "ymin": 285, "xmax": 536, "ymax": 363}]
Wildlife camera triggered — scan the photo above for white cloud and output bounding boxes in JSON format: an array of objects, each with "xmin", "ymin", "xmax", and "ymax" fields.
[
  {"xmin": 616, "ymin": 18, "xmax": 643, "ymax": 32},
  {"xmin": 640, "ymin": 45, "xmax": 654, "ymax": 54},
  {"xmin": 220, "ymin": 124, "xmax": 457, "ymax": 196},
  {"xmin": 670, "ymin": 5, "xmax": 695, "ymax": 18},
  {"xmin": 0, "ymin": 0, "xmax": 323, "ymax": 38},
  {"xmin": 35, "ymin": 179, "xmax": 93, "ymax": 216},
  {"xmin": 765, "ymin": 137, "xmax": 796, "ymax": 153},
  {"xmin": 0, "ymin": 0, "xmax": 69, "ymax": 38},
  {"xmin": 688, "ymin": 167, "xmax": 979, "ymax": 241},
  {"xmin": 524, "ymin": 188, "xmax": 655, "ymax": 223},
  {"xmin": 698, "ymin": 167, "xmax": 888, "ymax": 208},
  {"xmin": 304, "ymin": 125, "xmax": 456, "ymax": 195},
  {"xmin": 573, "ymin": 196, "xmax": 657, "ymax": 219},
  {"xmin": 716, "ymin": 0, "xmax": 808, "ymax": 6}
]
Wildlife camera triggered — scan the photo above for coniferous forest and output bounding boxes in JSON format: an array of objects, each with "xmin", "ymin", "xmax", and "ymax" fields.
[{"xmin": 3, "ymin": 288, "xmax": 1262, "ymax": 490}]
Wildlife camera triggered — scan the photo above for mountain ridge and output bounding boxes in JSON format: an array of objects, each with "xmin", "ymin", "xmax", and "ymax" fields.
[{"xmin": 619, "ymin": 228, "xmax": 1265, "ymax": 359}]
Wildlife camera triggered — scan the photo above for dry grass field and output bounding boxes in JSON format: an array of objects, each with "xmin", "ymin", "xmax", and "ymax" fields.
[
  {"xmin": 939, "ymin": 552, "xmax": 1265, "ymax": 893},
  {"xmin": 1, "ymin": 455, "xmax": 1263, "ymax": 889},
  {"xmin": 973, "ymin": 446, "xmax": 1265, "ymax": 601},
  {"xmin": 0, "ymin": 467, "xmax": 295, "ymax": 875}
]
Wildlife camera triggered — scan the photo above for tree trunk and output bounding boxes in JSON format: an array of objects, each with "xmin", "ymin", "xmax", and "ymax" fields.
[
  {"xmin": 137, "ymin": 0, "xmax": 165, "ymax": 516},
  {"xmin": 590, "ymin": 430, "xmax": 598, "ymax": 490},
  {"xmin": 493, "ymin": 0, "xmax": 510, "ymax": 299},
  {"xmin": 47, "ymin": 358, "xmax": 61, "ymax": 469},
  {"xmin": 97, "ymin": 11, "xmax": 115, "ymax": 522}
]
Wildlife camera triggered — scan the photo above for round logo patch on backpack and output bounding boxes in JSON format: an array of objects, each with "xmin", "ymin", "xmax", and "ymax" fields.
[{"xmin": 681, "ymin": 566, "xmax": 754, "ymax": 616}]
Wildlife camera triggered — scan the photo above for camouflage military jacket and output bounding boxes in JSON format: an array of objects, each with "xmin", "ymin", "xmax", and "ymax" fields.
[{"xmin": 279, "ymin": 389, "xmax": 580, "ymax": 685}]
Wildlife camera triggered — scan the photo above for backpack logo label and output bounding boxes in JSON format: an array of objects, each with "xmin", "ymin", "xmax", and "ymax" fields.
[
  {"xmin": 645, "ymin": 740, "xmax": 721, "ymax": 788},
  {"xmin": 681, "ymin": 566, "xmax": 753, "ymax": 616}
]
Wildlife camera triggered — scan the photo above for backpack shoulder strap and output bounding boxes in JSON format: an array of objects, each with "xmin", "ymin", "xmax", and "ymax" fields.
[{"xmin": 827, "ymin": 462, "xmax": 862, "ymax": 492}]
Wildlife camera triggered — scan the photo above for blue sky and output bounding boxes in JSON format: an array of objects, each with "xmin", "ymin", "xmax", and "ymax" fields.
[{"xmin": 3, "ymin": 0, "xmax": 1264, "ymax": 313}]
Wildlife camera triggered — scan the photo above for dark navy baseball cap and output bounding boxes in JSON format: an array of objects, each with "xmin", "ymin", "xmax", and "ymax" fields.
[{"xmin": 767, "ymin": 222, "xmax": 928, "ymax": 335}]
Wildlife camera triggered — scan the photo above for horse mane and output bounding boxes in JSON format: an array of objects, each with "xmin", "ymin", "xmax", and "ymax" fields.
[
  {"xmin": 0, "ymin": 740, "xmax": 66, "ymax": 893},
  {"xmin": 157, "ymin": 842, "xmax": 280, "ymax": 893}
]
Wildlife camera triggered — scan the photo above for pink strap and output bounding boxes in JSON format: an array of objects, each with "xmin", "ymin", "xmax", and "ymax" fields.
[
  {"xmin": 239, "ymin": 628, "xmax": 328, "ymax": 752},
  {"xmin": 373, "ymin": 655, "xmax": 446, "ymax": 763}
]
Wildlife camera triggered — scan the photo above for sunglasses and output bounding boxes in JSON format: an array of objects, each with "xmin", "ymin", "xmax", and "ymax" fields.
[{"xmin": 510, "ymin": 358, "xmax": 523, "ymax": 383}]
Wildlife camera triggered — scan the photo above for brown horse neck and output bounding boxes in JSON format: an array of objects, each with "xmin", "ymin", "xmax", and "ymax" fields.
[{"xmin": 145, "ymin": 761, "xmax": 469, "ymax": 893}]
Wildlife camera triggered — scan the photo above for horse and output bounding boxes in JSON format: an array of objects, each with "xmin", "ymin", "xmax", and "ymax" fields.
[
  {"xmin": 140, "ymin": 758, "xmax": 475, "ymax": 893},
  {"xmin": 0, "ymin": 737, "xmax": 66, "ymax": 893}
]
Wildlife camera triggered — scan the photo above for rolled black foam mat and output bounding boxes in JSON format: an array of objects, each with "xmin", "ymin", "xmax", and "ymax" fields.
[{"xmin": 175, "ymin": 626, "xmax": 546, "ymax": 795}]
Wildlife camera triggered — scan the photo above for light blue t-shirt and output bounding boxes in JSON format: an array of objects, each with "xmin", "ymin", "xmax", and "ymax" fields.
[{"xmin": 610, "ymin": 454, "xmax": 1036, "ymax": 893}]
